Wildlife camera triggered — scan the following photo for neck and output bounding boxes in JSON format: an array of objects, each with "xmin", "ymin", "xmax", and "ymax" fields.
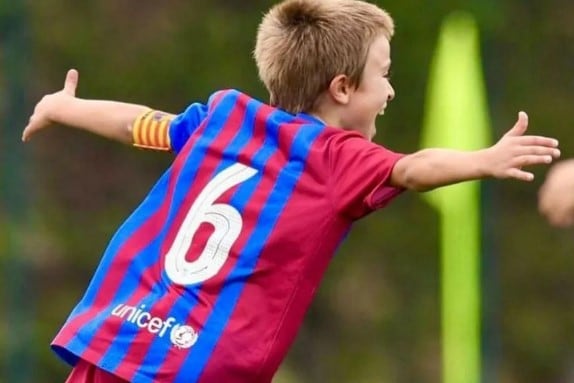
[
  {"xmin": 308, "ymin": 110, "xmax": 343, "ymax": 128},
  {"xmin": 309, "ymin": 95, "xmax": 346, "ymax": 128}
]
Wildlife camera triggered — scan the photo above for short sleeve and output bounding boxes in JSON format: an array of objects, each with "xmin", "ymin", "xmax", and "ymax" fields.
[
  {"xmin": 169, "ymin": 102, "xmax": 209, "ymax": 154},
  {"xmin": 327, "ymin": 132, "xmax": 405, "ymax": 219}
]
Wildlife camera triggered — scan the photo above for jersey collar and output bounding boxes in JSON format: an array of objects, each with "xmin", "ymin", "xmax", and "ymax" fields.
[{"xmin": 296, "ymin": 112, "xmax": 326, "ymax": 126}]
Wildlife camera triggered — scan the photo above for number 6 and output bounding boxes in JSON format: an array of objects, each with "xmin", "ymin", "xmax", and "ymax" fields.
[{"xmin": 164, "ymin": 163, "xmax": 257, "ymax": 286}]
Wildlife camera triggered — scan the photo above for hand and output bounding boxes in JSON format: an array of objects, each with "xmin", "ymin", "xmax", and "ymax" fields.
[
  {"xmin": 22, "ymin": 69, "xmax": 79, "ymax": 142},
  {"xmin": 483, "ymin": 111, "xmax": 560, "ymax": 181},
  {"xmin": 538, "ymin": 159, "xmax": 574, "ymax": 227}
]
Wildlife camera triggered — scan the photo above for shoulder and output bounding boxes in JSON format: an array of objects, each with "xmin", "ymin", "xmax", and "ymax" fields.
[
  {"xmin": 314, "ymin": 127, "xmax": 403, "ymax": 165},
  {"xmin": 205, "ymin": 89, "xmax": 266, "ymax": 110},
  {"xmin": 205, "ymin": 89, "xmax": 304, "ymax": 126},
  {"xmin": 316, "ymin": 127, "xmax": 380, "ymax": 150}
]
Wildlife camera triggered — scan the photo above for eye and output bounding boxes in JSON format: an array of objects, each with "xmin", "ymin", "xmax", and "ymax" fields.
[{"xmin": 383, "ymin": 69, "xmax": 392, "ymax": 79}]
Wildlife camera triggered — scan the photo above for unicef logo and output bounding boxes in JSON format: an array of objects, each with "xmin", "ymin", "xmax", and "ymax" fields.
[{"xmin": 170, "ymin": 324, "xmax": 199, "ymax": 349}]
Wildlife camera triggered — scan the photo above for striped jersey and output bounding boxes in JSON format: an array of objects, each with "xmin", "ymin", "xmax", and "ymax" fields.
[{"xmin": 51, "ymin": 89, "xmax": 404, "ymax": 383}]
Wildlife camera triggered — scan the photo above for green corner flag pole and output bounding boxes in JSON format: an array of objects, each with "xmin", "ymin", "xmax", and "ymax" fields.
[{"xmin": 421, "ymin": 12, "xmax": 491, "ymax": 383}]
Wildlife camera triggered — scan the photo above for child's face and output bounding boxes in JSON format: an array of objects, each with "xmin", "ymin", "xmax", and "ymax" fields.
[{"xmin": 344, "ymin": 34, "xmax": 394, "ymax": 140}]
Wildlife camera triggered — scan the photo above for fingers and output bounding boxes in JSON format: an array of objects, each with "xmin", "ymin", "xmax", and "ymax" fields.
[
  {"xmin": 22, "ymin": 115, "xmax": 40, "ymax": 142},
  {"xmin": 512, "ymin": 154, "xmax": 554, "ymax": 168},
  {"xmin": 514, "ymin": 135, "xmax": 559, "ymax": 148},
  {"xmin": 515, "ymin": 145, "xmax": 561, "ymax": 158},
  {"xmin": 505, "ymin": 153, "xmax": 560, "ymax": 182},
  {"xmin": 504, "ymin": 111, "xmax": 528, "ymax": 137},
  {"xmin": 63, "ymin": 69, "xmax": 79, "ymax": 96},
  {"xmin": 23, "ymin": 69, "xmax": 77, "ymax": 143},
  {"xmin": 22, "ymin": 128, "xmax": 29, "ymax": 142},
  {"xmin": 506, "ymin": 168, "xmax": 534, "ymax": 182},
  {"xmin": 22, "ymin": 120, "xmax": 35, "ymax": 142}
]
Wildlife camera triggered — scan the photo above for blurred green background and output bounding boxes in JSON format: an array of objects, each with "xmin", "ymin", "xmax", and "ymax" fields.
[{"xmin": 2, "ymin": 0, "xmax": 574, "ymax": 382}]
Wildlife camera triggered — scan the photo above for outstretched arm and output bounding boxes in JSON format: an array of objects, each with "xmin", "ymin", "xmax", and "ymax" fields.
[
  {"xmin": 538, "ymin": 159, "xmax": 574, "ymax": 227},
  {"xmin": 22, "ymin": 69, "xmax": 173, "ymax": 146},
  {"xmin": 390, "ymin": 112, "xmax": 561, "ymax": 191}
]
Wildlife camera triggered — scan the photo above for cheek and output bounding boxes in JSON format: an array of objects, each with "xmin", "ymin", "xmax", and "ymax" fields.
[{"xmin": 363, "ymin": 79, "xmax": 388, "ymax": 106}]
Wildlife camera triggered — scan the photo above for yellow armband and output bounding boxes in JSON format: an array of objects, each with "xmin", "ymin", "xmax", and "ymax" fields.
[{"xmin": 132, "ymin": 110, "xmax": 174, "ymax": 151}]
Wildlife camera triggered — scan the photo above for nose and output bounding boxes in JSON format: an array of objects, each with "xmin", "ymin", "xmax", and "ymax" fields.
[{"xmin": 387, "ymin": 83, "xmax": 395, "ymax": 101}]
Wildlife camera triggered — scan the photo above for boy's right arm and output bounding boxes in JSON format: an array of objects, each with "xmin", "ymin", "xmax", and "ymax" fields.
[{"xmin": 22, "ymin": 69, "xmax": 173, "ymax": 146}]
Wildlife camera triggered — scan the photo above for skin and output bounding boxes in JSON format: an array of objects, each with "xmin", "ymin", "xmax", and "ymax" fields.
[
  {"xmin": 538, "ymin": 159, "xmax": 574, "ymax": 227},
  {"xmin": 22, "ymin": 69, "xmax": 150, "ymax": 145},
  {"xmin": 310, "ymin": 34, "xmax": 561, "ymax": 191},
  {"xmin": 23, "ymin": 39, "xmax": 561, "ymax": 192},
  {"xmin": 311, "ymin": 34, "xmax": 394, "ymax": 140}
]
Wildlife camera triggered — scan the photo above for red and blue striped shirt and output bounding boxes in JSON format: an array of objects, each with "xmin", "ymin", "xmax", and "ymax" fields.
[{"xmin": 52, "ymin": 89, "xmax": 404, "ymax": 383}]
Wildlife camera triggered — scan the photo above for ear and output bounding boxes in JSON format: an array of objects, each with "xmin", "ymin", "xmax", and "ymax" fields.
[{"xmin": 328, "ymin": 74, "xmax": 353, "ymax": 105}]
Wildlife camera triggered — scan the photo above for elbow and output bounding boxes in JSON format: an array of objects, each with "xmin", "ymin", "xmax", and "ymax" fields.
[
  {"xmin": 393, "ymin": 152, "xmax": 435, "ymax": 192},
  {"xmin": 402, "ymin": 171, "xmax": 435, "ymax": 192}
]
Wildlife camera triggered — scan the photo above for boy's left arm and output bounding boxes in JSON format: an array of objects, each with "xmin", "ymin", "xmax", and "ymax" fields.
[
  {"xmin": 390, "ymin": 112, "xmax": 561, "ymax": 191},
  {"xmin": 130, "ymin": 110, "xmax": 175, "ymax": 151},
  {"xmin": 22, "ymin": 69, "xmax": 176, "ymax": 151}
]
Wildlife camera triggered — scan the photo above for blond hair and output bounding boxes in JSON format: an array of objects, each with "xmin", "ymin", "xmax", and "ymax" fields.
[{"xmin": 254, "ymin": 0, "xmax": 394, "ymax": 114}]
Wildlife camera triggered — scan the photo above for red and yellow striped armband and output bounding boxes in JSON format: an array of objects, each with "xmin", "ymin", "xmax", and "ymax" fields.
[{"xmin": 132, "ymin": 110, "xmax": 174, "ymax": 151}]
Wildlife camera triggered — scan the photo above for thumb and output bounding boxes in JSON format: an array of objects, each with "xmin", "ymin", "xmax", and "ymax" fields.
[
  {"xmin": 63, "ymin": 69, "xmax": 79, "ymax": 96},
  {"xmin": 504, "ymin": 111, "xmax": 528, "ymax": 137}
]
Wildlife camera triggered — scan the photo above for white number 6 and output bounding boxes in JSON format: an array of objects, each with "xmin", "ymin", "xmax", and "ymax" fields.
[{"xmin": 164, "ymin": 163, "xmax": 257, "ymax": 286}]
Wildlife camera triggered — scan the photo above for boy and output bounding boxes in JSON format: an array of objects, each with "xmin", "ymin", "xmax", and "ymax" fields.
[{"xmin": 22, "ymin": 0, "xmax": 560, "ymax": 382}]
